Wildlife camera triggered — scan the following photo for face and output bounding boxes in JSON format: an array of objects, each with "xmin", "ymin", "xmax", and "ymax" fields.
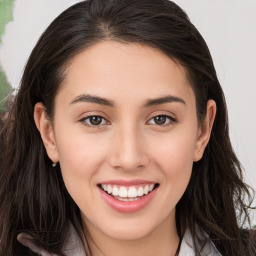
[{"xmin": 35, "ymin": 41, "xmax": 215, "ymax": 243}]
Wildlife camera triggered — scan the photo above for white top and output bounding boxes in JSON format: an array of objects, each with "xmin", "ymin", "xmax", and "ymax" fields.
[
  {"xmin": 17, "ymin": 224, "xmax": 222, "ymax": 256},
  {"xmin": 179, "ymin": 228, "xmax": 222, "ymax": 256}
]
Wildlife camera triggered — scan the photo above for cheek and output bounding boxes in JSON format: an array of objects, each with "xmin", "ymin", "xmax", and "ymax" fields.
[
  {"xmin": 149, "ymin": 128, "xmax": 197, "ymax": 194},
  {"xmin": 53, "ymin": 123, "xmax": 111, "ymax": 198},
  {"xmin": 152, "ymin": 129, "xmax": 196, "ymax": 170},
  {"xmin": 54, "ymin": 131, "xmax": 110, "ymax": 215},
  {"xmin": 54, "ymin": 124, "xmax": 107, "ymax": 172}
]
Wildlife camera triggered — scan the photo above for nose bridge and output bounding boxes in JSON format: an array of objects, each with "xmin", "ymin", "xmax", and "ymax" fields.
[{"xmin": 109, "ymin": 121, "xmax": 148, "ymax": 171}]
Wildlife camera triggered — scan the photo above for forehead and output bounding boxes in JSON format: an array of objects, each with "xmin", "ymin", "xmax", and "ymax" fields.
[{"xmin": 58, "ymin": 41, "xmax": 195, "ymax": 106}]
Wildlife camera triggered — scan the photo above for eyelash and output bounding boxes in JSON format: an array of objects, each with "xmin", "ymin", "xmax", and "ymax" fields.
[
  {"xmin": 79, "ymin": 115, "xmax": 109, "ymax": 128},
  {"xmin": 79, "ymin": 114, "xmax": 177, "ymax": 128},
  {"xmin": 147, "ymin": 114, "xmax": 177, "ymax": 126}
]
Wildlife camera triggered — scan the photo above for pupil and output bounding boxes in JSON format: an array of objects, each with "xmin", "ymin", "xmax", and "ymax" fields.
[
  {"xmin": 154, "ymin": 116, "xmax": 166, "ymax": 125},
  {"xmin": 90, "ymin": 116, "xmax": 102, "ymax": 125}
]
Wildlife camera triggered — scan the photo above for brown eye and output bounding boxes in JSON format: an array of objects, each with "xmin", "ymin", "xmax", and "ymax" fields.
[
  {"xmin": 148, "ymin": 115, "xmax": 177, "ymax": 126},
  {"xmin": 80, "ymin": 115, "xmax": 108, "ymax": 127},
  {"xmin": 89, "ymin": 116, "xmax": 103, "ymax": 125},
  {"xmin": 154, "ymin": 116, "xmax": 167, "ymax": 125}
]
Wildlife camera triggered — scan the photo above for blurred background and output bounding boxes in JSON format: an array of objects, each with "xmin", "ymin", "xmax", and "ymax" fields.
[
  {"xmin": 0, "ymin": 0, "xmax": 14, "ymax": 119},
  {"xmin": 0, "ymin": 0, "xmax": 255, "ymax": 223}
]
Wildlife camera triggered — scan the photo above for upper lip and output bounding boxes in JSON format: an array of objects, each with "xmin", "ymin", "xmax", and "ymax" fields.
[{"xmin": 99, "ymin": 179, "xmax": 158, "ymax": 186}]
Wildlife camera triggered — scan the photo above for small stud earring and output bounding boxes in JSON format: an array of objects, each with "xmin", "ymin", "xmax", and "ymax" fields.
[{"xmin": 52, "ymin": 162, "xmax": 57, "ymax": 167}]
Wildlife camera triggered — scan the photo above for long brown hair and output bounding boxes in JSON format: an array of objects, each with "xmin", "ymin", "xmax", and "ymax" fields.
[{"xmin": 0, "ymin": 0, "xmax": 255, "ymax": 255}]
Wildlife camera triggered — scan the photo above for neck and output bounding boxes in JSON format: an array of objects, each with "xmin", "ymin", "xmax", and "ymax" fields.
[{"xmin": 83, "ymin": 213, "xmax": 180, "ymax": 256}]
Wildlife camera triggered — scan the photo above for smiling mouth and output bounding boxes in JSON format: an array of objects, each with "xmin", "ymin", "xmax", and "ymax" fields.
[{"xmin": 98, "ymin": 183, "xmax": 159, "ymax": 201}]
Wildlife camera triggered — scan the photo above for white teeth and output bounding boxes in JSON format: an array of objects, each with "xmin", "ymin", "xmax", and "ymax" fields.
[
  {"xmin": 144, "ymin": 185, "xmax": 149, "ymax": 195},
  {"xmin": 137, "ymin": 187, "xmax": 144, "ymax": 196},
  {"xmin": 112, "ymin": 186, "xmax": 119, "ymax": 196},
  {"xmin": 115, "ymin": 197, "xmax": 140, "ymax": 202},
  {"xmin": 119, "ymin": 186, "xmax": 128, "ymax": 197},
  {"xmin": 128, "ymin": 187, "xmax": 137, "ymax": 198},
  {"xmin": 107, "ymin": 185, "xmax": 112, "ymax": 194},
  {"xmin": 101, "ymin": 183, "xmax": 156, "ymax": 198}
]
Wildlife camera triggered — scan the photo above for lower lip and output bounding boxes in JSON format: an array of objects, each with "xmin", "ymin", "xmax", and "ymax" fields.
[{"xmin": 98, "ymin": 187, "xmax": 158, "ymax": 213}]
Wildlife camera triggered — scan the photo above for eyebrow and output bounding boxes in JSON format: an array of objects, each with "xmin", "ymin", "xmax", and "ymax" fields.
[
  {"xmin": 70, "ymin": 94, "xmax": 186, "ymax": 107},
  {"xmin": 143, "ymin": 95, "xmax": 186, "ymax": 107},
  {"xmin": 70, "ymin": 94, "xmax": 115, "ymax": 107}
]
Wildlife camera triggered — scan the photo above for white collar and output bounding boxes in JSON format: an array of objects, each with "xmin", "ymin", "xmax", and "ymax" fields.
[
  {"xmin": 179, "ymin": 228, "xmax": 222, "ymax": 256},
  {"xmin": 18, "ymin": 224, "xmax": 222, "ymax": 256}
]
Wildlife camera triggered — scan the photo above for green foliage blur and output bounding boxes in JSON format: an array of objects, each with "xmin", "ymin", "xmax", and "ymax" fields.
[
  {"xmin": 0, "ymin": 0, "xmax": 15, "ymax": 115},
  {"xmin": 0, "ymin": 70, "xmax": 11, "ymax": 114}
]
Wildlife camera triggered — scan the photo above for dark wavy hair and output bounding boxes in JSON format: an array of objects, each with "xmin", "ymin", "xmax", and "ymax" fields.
[{"xmin": 0, "ymin": 0, "xmax": 255, "ymax": 255}]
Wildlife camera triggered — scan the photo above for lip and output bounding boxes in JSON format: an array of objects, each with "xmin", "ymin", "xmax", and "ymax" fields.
[{"xmin": 98, "ymin": 180, "xmax": 159, "ymax": 213}]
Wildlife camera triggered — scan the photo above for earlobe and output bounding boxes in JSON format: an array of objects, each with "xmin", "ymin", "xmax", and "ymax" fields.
[
  {"xmin": 193, "ymin": 100, "xmax": 216, "ymax": 162},
  {"xmin": 34, "ymin": 103, "xmax": 59, "ymax": 163}
]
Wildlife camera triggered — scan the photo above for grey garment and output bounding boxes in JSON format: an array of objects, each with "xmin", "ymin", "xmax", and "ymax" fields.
[{"xmin": 17, "ymin": 225, "xmax": 222, "ymax": 256}]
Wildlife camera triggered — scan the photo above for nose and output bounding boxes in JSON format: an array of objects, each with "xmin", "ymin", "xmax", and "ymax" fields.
[{"xmin": 108, "ymin": 124, "xmax": 149, "ymax": 172}]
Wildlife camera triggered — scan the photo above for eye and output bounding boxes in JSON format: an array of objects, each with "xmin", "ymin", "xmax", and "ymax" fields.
[
  {"xmin": 147, "ymin": 114, "xmax": 177, "ymax": 126},
  {"xmin": 80, "ymin": 115, "xmax": 109, "ymax": 127}
]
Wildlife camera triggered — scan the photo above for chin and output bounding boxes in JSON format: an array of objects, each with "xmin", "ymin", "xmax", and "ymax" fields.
[
  {"xmin": 96, "ymin": 213, "xmax": 164, "ymax": 241},
  {"xmin": 105, "ymin": 225, "xmax": 155, "ymax": 241}
]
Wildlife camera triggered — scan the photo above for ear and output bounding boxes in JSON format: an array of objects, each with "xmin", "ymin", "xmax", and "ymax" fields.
[
  {"xmin": 193, "ymin": 100, "xmax": 216, "ymax": 162},
  {"xmin": 34, "ymin": 102, "xmax": 59, "ymax": 163}
]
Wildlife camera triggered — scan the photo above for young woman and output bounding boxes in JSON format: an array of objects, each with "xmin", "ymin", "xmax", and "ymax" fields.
[{"xmin": 0, "ymin": 0, "xmax": 255, "ymax": 255}]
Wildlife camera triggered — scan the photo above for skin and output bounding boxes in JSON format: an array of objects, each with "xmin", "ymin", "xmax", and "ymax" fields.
[{"xmin": 34, "ymin": 41, "xmax": 216, "ymax": 256}]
